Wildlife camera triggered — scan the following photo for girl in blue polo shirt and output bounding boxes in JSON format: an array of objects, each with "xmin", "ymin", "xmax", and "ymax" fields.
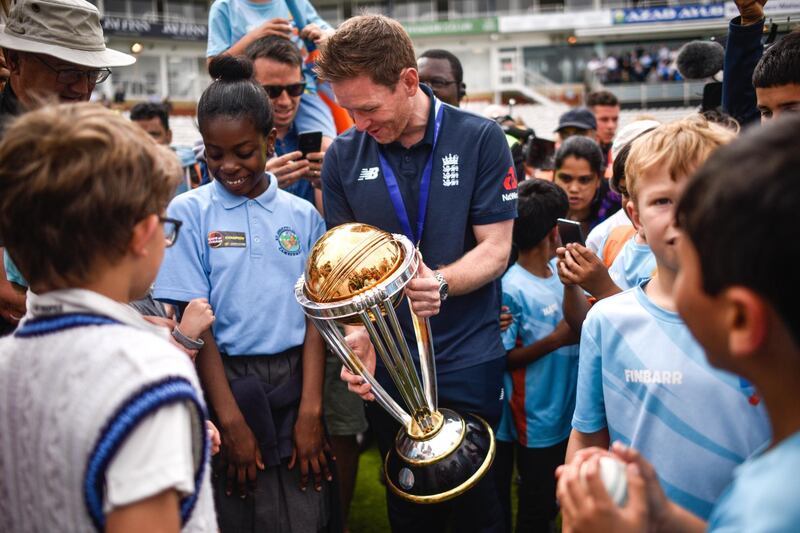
[{"xmin": 154, "ymin": 55, "xmax": 331, "ymax": 533}]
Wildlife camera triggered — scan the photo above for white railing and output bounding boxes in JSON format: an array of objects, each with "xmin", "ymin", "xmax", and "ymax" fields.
[{"xmin": 604, "ymin": 80, "xmax": 707, "ymax": 106}]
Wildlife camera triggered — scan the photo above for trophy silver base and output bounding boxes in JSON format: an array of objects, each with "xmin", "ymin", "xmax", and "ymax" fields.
[{"xmin": 384, "ymin": 409, "xmax": 496, "ymax": 504}]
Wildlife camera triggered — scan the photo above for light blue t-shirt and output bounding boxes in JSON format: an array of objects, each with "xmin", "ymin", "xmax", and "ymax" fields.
[
  {"xmin": 206, "ymin": 0, "xmax": 336, "ymax": 137},
  {"xmin": 606, "ymin": 235, "xmax": 656, "ymax": 291},
  {"xmin": 708, "ymin": 431, "xmax": 800, "ymax": 532},
  {"xmin": 153, "ymin": 176, "xmax": 325, "ymax": 356},
  {"xmin": 572, "ymin": 281, "xmax": 771, "ymax": 520},
  {"xmin": 206, "ymin": 0, "xmax": 330, "ymax": 59},
  {"xmin": 496, "ymin": 261, "xmax": 579, "ymax": 448}
]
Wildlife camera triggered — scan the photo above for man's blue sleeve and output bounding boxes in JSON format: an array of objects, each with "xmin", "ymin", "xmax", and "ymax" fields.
[
  {"xmin": 470, "ymin": 121, "xmax": 517, "ymax": 225},
  {"xmin": 295, "ymin": 93, "xmax": 336, "ymax": 139},
  {"xmin": 571, "ymin": 313, "xmax": 607, "ymax": 433},
  {"xmin": 321, "ymin": 143, "xmax": 355, "ymax": 229},
  {"xmin": 722, "ymin": 17, "xmax": 764, "ymax": 126},
  {"xmin": 206, "ymin": 1, "xmax": 233, "ymax": 57}
]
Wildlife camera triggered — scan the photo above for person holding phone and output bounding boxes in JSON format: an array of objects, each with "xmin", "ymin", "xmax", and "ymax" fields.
[
  {"xmin": 553, "ymin": 136, "xmax": 605, "ymax": 238},
  {"xmin": 248, "ymin": 36, "xmax": 333, "ymax": 212}
]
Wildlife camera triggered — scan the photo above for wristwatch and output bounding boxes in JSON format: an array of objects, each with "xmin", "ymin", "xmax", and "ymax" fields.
[{"xmin": 433, "ymin": 270, "xmax": 449, "ymax": 302}]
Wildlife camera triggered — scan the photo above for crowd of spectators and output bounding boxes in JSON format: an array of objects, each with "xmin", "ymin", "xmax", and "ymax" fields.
[{"xmin": 587, "ymin": 45, "xmax": 683, "ymax": 84}]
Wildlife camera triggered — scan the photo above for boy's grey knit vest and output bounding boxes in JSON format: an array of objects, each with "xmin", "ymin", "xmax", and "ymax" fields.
[{"xmin": 0, "ymin": 317, "xmax": 216, "ymax": 532}]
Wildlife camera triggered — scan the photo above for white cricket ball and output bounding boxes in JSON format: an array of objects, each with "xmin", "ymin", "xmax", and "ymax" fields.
[{"xmin": 579, "ymin": 456, "xmax": 628, "ymax": 507}]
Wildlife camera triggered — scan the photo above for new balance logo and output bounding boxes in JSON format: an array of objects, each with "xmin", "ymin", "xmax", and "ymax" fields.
[{"xmin": 358, "ymin": 167, "xmax": 379, "ymax": 181}]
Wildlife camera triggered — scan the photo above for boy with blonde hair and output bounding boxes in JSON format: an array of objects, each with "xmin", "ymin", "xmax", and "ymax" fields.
[
  {"xmin": 565, "ymin": 115, "xmax": 770, "ymax": 520},
  {"xmin": 558, "ymin": 114, "xmax": 800, "ymax": 533},
  {"xmin": 0, "ymin": 103, "xmax": 216, "ymax": 532}
]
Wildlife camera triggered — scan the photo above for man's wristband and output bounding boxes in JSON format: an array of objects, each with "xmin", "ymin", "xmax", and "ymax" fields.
[{"xmin": 172, "ymin": 326, "xmax": 205, "ymax": 350}]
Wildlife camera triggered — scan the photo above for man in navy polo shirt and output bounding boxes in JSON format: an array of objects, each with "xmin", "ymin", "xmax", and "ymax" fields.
[
  {"xmin": 316, "ymin": 15, "xmax": 516, "ymax": 532},
  {"xmin": 247, "ymin": 36, "xmax": 335, "ymax": 211}
]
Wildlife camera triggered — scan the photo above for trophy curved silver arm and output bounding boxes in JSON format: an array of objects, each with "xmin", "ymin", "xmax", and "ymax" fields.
[
  {"xmin": 411, "ymin": 312, "xmax": 438, "ymax": 413},
  {"xmin": 294, "ymin": 233, "xmax": 440, "ymax": 433},
  {"xmin": 296, "ymin": 224, "xmax": 495, "ymax": 503},
  {"xmin": 313, "ymin": 317, "xmax": 411, "ymax": 427}
]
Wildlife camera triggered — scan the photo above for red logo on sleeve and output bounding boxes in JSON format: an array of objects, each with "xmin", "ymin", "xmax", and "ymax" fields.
[{"xmin": 503, "ymin": 166, "xmax": 518, "ymax": 190}]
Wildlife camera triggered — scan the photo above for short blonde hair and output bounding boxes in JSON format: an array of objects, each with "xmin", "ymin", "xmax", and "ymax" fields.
[
  {"xmin": 0, "ymin": 103, "xmax": 180, "ymax": 288},
  {"xmin": 625, "ymin": 114, "xmax": 736, "ymax": 201}
]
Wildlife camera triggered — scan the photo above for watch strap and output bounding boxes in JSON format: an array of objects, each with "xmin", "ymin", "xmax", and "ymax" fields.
[{"xmin": 172, "ymin": 326, "xmax": 205, "ymax": 350}]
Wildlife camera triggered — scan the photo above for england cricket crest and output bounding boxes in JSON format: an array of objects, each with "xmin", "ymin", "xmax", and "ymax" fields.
[{"xmin": 442, "ymin": 153, "xmax": 459, "ymax": 187}]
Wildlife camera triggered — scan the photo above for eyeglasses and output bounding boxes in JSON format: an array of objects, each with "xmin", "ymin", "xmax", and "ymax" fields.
[
  {"xmin": 262, "ymin": 82, "xmax": 306, "ymax": 98},
  {"xmin": 29, "ymin": 53, "xmax": 112, "ymax": 85},
  {"xmin": 159, "ymin": 216, "xmax": 183, "ymax": 247},
  {"xmin": 420, "ymin": 78, "xmax": 457, "ymax": 90}
]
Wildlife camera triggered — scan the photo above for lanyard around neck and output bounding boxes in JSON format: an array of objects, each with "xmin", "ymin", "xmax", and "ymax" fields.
[{"xmin": 377, "ymin": 97, "xmax": 444, "ymax": 246}]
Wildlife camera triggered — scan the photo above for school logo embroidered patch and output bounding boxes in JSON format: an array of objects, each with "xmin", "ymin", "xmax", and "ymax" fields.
[
  {"xmin": 358, "ymin": 167, "xmax": 379, "ymax": 181},
  {"xmin": 276, "ymin": 227, "xmax": 301, "ymax": 256},
  {"xmin": 442, "ymin": 153, "xmax": 459, "ymax": 187},
  {"xmin": 208, "ymin": 231, "xmax": 247, "ymax": 248}
]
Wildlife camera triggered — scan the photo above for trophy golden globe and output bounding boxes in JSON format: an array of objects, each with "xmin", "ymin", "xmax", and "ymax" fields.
[{"xmin": 295, "ymin": 223, "xmax": 495, "ymax": 503}]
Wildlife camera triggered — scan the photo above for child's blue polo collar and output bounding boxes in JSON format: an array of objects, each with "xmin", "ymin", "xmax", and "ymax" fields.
[{"xmin": 212, "ymin": 173, "xmax": 278, "ymax": 212}]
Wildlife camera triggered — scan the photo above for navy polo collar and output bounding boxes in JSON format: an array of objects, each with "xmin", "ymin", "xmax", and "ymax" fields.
[
  {"xmin": 383, "ymin": 83, "xmax": 438, "ymax": 151},
  {"xmin": 213, "ymin": 173, "xmax": 278, "ymax": 212}
]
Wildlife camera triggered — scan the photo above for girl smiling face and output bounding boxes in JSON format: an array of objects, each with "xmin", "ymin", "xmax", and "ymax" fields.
[{"xmin": 202, "ymin": 115, "xmax": 275, "ymax": 199}]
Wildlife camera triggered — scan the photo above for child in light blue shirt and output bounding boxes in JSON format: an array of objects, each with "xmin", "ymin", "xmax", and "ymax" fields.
[
  {"xmin": 604, "ymin": 233, "xmax": 656, "ymax": 290},
  {"xmin": 563, "ymin": 117, "xmax": 770, "ymax": 522},
  {"xmin": 206, "ymin": 0, "xmax": 330, "ymax": 61},
  {"xmin": 555, "ymin": 109, "xmax": 800, "ymax": 533},
  {"xmin": 154, "ymin": 55, "xmax": 331, "ymax": 533},
  {"xmin": 495, "ymin": 179, "xmax": 580, "ymax": 533},
  {"xmin": 206, "ymin": 0, "xmax": 336, "ymax": 139}
]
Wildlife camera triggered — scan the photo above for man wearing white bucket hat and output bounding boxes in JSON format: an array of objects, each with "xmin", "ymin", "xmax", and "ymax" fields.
[
  {"xmin": 0, "ymin": 0, "xmax": 134, "ymax": 127},
  {"xmin": 0, "ymin": 0, "xmax": 135, "ymax": 336}
]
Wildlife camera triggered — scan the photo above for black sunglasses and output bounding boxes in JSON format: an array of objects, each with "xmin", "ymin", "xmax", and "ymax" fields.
[
  {"xmin": 159, "ymin": 216, "xmax": 183, "ymax": 247},
  {"xmin": 262, "ymin": 82, "xmax": 306, "ymax": 98}
]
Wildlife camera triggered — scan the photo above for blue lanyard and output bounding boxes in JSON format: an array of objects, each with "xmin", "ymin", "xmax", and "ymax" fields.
[{"xmin": 377, "ymin": 98, "xmax": 444, "ymax": 245}]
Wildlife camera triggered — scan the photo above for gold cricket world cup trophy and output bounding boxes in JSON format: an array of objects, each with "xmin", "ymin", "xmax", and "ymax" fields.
[{"xmin": 295, "ymin": 223, "xmax": 495, "ymax": 503}]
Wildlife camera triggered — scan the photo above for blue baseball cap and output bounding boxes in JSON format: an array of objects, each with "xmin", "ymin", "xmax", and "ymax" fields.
[{"xmin": 555, "ymin": 107, "xmax": 597, "ymax": 132}]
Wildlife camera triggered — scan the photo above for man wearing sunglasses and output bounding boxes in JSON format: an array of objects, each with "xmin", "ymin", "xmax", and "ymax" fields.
[
  {"xmin": 0, "ymin": 0, "xmax": 134, "ymax": 335},
  {"xmin": 248, "ymin": 36, "xmax": 334, "ymax": 212}
]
